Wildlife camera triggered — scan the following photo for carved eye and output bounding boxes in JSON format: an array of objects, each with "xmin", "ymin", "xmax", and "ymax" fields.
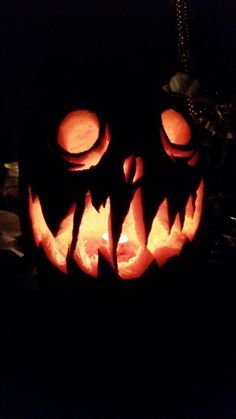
[
  {"xmin": 58, "ymin": 110, "xmax": 100, "ymax": 154},
  {"xmin": 161, "ymin": 109, "xmax": 191, "ymax": 146},
  {"xmin": 160, "ymin": 109, "xmax": 199, "ymax": 166},
  {"xmin": 57, "ymin": 110, "xmax": 111, "ymax": 171}
]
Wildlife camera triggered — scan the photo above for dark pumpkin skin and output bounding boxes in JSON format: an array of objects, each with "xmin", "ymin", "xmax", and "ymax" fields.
[{"xmin": 19, "ymin": 83, "xmax": 204, "ymax": 288}]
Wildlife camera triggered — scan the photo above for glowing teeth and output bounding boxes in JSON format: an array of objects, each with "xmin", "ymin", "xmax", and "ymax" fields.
[
  {"xmin": 28, "ymin": 176, "xmax": 204, "ymax": 280},
  {"xmin": 28, "ymin": 187, "xmax": 75, "ymax": 274}
]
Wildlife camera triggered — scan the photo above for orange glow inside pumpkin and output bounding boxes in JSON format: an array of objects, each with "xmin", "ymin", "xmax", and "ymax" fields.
[
  {"xmin": 161, "ymin": 109, "xmax": 191, "ymax": 146},
  {"xmin": 58, "ymin": 110, "xmax": 99, "ymax": 154},
  {"xmin": 28, "ymin": 96, "xmax": 203, "ymax": 281},
  {"xmin": 29, "ymin": 152, "xmax": 204, "ymax": 279},
  {"xmin": 58, "ymin": 110, "xmax": 111, "ymax": 171}
]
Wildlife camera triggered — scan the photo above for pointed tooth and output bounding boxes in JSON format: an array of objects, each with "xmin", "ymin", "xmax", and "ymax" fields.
[
  {"xmin": 41, "ymin": 236, "xmax": 68, "ymax": 274},
  {"xmin": 85, "ymin": 190, "xmax": 93, "ymax": 208},
  {"xmin": 185, "ymin": 194, "xmax": 195, "ymax": 219},
  {"xmin": 171, "ymin": 213, "xmax": 182, "ymax": 234},
  {"xmin": 183, "ymin": 179, "xmax": 204, "ymax": 241},
  {"xmin": 167, "ymin": 198, "xmax": 178, "ymax": 233},
  {"xmin": 73, "ymin": 193, "xmax": 114, "ymax": 277},
  {"xmin": 108, "ymin": 212, "xmax": 117, "ymax": 271},
  {"xmin": 28, "ymin": 187, "xmax": 68, "ymax": 273},
  {"xmin": 156, "ymin": 198, "xmax": 170, "ymax": 233},
  {"xmin": 147, "ymin": 200, "xmax": 170, "ymax": 255},
  {"xmin": 192, "ymin": 179, "xmax": 204, "ymax": 224},
  {"xmin": 132, "ymin": 187, "xmax": 146, "ymax": 247},
  {"xmin": 28, "ymin": 187, "xmax": 46, "ymax": 246},
  {"xmin": 179, "ymin": 208, "xmax": 186, "ymax": 231},
  {"xmin": 55, "ymin": 204, "xmax": 76, "ymax": 237}
]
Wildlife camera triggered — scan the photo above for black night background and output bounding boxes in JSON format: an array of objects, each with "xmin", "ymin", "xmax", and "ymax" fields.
[
  {"xmin": 1, "ymin": 0, "xmax": 235, "ymax": 162},
  {"xmin": 0, "ymin": 1, "xmax": 236, "ymax": 418}
]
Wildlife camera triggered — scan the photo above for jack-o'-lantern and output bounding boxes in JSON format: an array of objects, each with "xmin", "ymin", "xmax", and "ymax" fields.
[{"xmin": 19, "ymin": 87, "xmax": 204, "ymax": 282}]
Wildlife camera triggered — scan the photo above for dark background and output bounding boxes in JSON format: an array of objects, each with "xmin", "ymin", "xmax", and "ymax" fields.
[
  {"xmin": 0, "ymin": 0, "xmax": 236, "ymax": 162},
  {"xmin": 0, "ymin": 1, "xmax": 236, "ymax": 418}
]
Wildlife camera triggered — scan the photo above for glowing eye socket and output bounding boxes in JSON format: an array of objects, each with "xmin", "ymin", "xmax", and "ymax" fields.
[
  {"xmin": 58, "ymin": 110, "xmax": 100, "ymax": 154},
  {"xmin": 161, "ymin": 109, "xmax": 191, "ymax": 146}
]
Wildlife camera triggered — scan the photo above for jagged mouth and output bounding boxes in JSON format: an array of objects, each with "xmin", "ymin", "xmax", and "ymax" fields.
[{"xmin": 28, "ymin": 178, "xmax": 203, "ymax": 280}]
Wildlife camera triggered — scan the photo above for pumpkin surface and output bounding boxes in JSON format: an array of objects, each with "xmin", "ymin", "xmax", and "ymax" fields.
[{"xmin": 20, "ymin": 88, "xmax": 204, "ymax": 281}]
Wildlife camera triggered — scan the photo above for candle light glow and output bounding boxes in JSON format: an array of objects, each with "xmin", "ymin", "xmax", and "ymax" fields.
[{"xmin": 102, "ymin": 232, "xmax": 128, "ymax": 244}]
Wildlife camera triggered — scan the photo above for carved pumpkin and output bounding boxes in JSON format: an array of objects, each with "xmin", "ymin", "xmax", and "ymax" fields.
[{"xmin": 20, "ymin": 88, "xmax": 204, "ymax": 282}]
